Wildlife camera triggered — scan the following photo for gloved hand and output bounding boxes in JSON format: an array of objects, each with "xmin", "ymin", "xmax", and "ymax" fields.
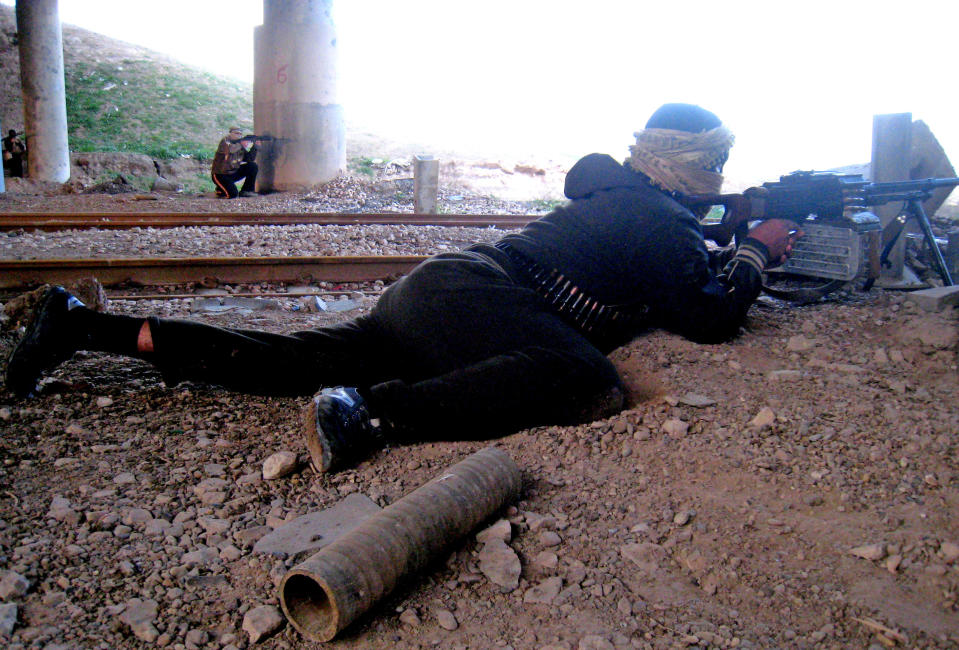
[{"xmin": 748, "ymin": 219, "xmax": 802, "ymax": 267}]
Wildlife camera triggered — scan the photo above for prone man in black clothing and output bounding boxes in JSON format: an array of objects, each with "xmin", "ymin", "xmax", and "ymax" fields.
[
  {"xmin": 211, "ymin": 127, "xmax": 258, "ymax": 198},
  {"xmin": 6, "ymin": 103, "xmax": 800, "ymax": 472}
]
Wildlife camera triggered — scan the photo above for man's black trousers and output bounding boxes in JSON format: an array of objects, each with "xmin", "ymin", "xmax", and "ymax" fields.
[
  {"xmin": 146, "ymin": 245, "xmax": 625, "ymax": 440},
  {"xmin": 212, "ymin": 162, "xmax": 257, "ymax": 198}
]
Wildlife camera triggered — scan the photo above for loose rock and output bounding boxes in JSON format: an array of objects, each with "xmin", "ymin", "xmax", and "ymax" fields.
[
  {"xmin": 523, "ymin": 576, "xmax": 563, "ymax": 604},
  {"xmin": 478, "ymin": 539, "xmax": 521, "ymax": 591},
  {"xmin": 262, "ymin": 451, "xmax": 298, "ymax": 480},
  {"xmin": 242, "ymin": 604, "xmax": 285, "ymax": 644},
  {"xmin": 118, "ymin": 598, "xmax": 159, "ymax": 643}
]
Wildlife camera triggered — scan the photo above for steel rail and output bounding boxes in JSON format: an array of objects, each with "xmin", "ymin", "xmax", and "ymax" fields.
[
  {"xmin": 105, "ymin": 290, "xmax": 385, "ymax": 301},
  {"xmin": 0, "ymin": 212, "xmax": 536, "ymax": 231},
  {"xmin": 0, "ymin": 255, "xmax": 428, "ymax": 289}
]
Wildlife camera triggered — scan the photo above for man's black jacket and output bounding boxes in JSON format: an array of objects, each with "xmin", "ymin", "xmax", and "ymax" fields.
[{"xmin": 500, "ymin": 153, "xmax": 766, "ymax": 343}]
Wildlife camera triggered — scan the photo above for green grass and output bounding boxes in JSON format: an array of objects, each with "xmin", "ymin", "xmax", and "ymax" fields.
[
  {"xmin": 529, "ymin": 198, "xmax": 565, "ymax": 212},
  {"xmin": 348, "ymin": 156, "xmax": 379, "ymax": 177},
  {"xmin": 64, "ymin": 60, "xmax": 252, "ymax": 160},
  {"xmin": 90, "ymin": 170, "xmax": 151, "ymax": 192},
  {"xmin": 180, "ymin": 173, "xmax": 216, "ymax": 194}
]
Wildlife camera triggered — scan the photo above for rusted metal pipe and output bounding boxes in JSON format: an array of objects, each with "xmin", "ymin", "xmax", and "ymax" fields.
[{"xmin": 279, "ymin": 446, "xmax": 521, "ymax": 642}]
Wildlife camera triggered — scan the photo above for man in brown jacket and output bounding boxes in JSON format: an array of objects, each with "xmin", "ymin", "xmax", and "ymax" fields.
[{"xmin": 211, "ymin": 127, "xmax": 258, "ymax": 198}]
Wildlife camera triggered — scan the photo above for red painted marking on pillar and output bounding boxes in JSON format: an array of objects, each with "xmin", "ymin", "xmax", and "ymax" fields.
[{"xmin": 277, "ymin": 64, "xmax": 289, "ymax": 84}]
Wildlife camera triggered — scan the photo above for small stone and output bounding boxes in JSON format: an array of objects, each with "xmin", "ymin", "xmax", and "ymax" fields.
[
  {"xmin": 523, "ymin": 576, "xmax": 563, "ymax": 604},
  {"xmin": 533, "ymin": 551, "xmax": 559, "ymax": 570},
  {"xmin": 242, "ymin": 604, "xmax": 284, "ymax": 644},
  {"xmin": 478, "ymin": 539, "xmax": 521, "ymax": 591},
  {"xmin": 96, "ymin": 396, "xmax": 114, "ymax": 408},
  {"xmin": 118, "ymin": 598, "xmax": 159, "ymax": 643},
  {"xmin": 662, "ymin": 419, "xmax": 688, "ymax": 437},
  {"xmin": 262, "ymin": 451, "xmax": 298, "ymax": 480},
  {"xmin": 144, "ymin": 519, "xmax": 172, "ymax": 536},
  {"xmin": 203, "ymin": 463, "xmax": 225, "ymax": 477},
  {"xmin": 197, "ymin": 517, "xmax": 231, "ymax": 535},
  {"xmin": 181, "ymin": 546, "xmax": 219, "ymax": 566},
  {"xmin": 940, "ymin": 541, "xmax": 959, "ymax": 563},
  {"xmin": 113, "ymin": 472, "xmax": 136, "ymax": 485},
  {"xmin": 0, "ymin": 602, "xmax": 16, "ymax": 638},
  {"xmin": 849, "ymin": 543, "xmax": 886, "ymax": 561},
  {"xmin": 621, "ymin": 543, "xmax": 667, "ymax": 574},
  {"xmin": 578, "ymin": 635, "xmax": 615, "ymax": 650},
  {"xmin": 398, "ymin": 608, "xmax": 421, "ymax": 627},
  {"xmin": 749, "ymin": 407, "xmax": 775, "ymax": 428},
  {"xmin": 679, "ymin": 393, "xmax": 715, "ymax": 407},
  {"xmin": 220, "ymin": 545, "xmax": 243, "ymax": 561},
  {"xmin": 0, "ymin": 570, "xmax": 29, "ymax": 600},
  {"xmin": 434, "ymin": 608, "xmax": 458, "ymax": 631},
  {"xmin": 46, "ymin": 496, "xmax": 76, "ymax": 522},
  {"xmin": 122, "ymin": 508, "xmax": 153, "ymax": 526},
  {"xmin": 539, "ymin": 530, "xmax": 562, "ymax": 547},
  {"xmin": 673, "ymin": 510, "xmax": 694, "ymax": 526},
  {"xmin": 885, "ymin": 555, "xmax": 902, "ymax": 573},
  {"xmin": 786, "ymin": 335, "xmax": 814, "ymax": 352},
  {"xmin": 193, "ymin": 477, "xmax": 229, "ymax": 495},
  {"xmin": 524, "ymin": 511, "xmax": 557, "ymax": 532},
  {"xmin": 185, "ymin": 629, "xmax": 208, "ymax": 646},
  {"xmin": 476, "ymin": 519, "xmax": 512, "ymax": 544}
]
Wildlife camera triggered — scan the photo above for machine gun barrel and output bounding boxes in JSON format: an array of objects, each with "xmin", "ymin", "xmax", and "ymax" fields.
[{"xmin": 862, "ymin": 176, "xmax": 959, "ymax": 196}]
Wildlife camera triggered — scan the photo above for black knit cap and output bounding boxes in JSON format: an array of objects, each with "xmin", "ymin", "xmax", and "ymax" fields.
[{"xmin": 645, "ymin": 103, "xmax": 722, "ymax": 133}]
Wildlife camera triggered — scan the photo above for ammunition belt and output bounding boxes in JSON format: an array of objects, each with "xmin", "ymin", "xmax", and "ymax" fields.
[{"xmin": 495, "ymin": 241, "xmax": 648, "ymax": 340}]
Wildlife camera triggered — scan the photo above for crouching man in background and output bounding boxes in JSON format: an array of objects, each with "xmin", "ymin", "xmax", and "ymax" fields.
[{"xmin": 211, "ymin": 127, "xmax": 258, "ymax": 198}]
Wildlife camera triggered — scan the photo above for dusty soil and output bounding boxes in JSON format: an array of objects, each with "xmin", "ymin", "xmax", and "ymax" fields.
[
  {"xmin": 0, "ymin": 168, "xmax": 957, "ymax": 650},
  {"xmin": 2, "ymin": 5, "xmax": 958, "ymax": 647}
]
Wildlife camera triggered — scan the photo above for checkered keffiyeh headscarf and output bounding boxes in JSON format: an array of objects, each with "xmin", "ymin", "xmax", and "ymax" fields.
[{"xmin": 628, "ymin": 125, "xmax": 735, "ymax": 196}]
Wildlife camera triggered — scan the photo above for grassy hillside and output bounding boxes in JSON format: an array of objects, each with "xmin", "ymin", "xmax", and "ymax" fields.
[{"xmin": 1, "ymin": 4, "xmax": 253, "ymax": 160}]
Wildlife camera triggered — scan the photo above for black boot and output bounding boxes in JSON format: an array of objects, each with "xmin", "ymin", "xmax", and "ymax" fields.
[
  {"xmin": 302, "ymin": 386, "xmax": 381, "ymax": 472},
  {"xmin": 6, "ymin": 287, "xmax": 87, "ymax": 397}
]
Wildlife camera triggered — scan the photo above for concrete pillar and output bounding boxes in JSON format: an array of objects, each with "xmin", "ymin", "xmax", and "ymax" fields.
[
  {"xmin": 413, "ymin": 155, "xmax": 439, "ymax": 214},
  {"xmin": 254, "ymin": 0, "xmax": 345, "ymax": 191},
  {"xmin": 871, "ymin": 113, "xmax": 913, "ymax": 286},
  {"xmin": 16, "ymin": 0, "xmax": 70, "ymax": 183}
]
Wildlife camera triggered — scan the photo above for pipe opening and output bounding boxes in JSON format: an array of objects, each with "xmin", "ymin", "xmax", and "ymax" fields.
[{"xmin": 281, "ymin": 573, "xmax": 337, "ymax": 641}]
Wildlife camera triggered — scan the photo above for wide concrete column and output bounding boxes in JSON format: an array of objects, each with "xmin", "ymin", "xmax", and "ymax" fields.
[
  {"xmin": 16, "ymin": 0, "xmax": 70, "ymax": 183},
  {"xmin": 254, "ymin": 0, "xmax": 345, "ymax": 191}
]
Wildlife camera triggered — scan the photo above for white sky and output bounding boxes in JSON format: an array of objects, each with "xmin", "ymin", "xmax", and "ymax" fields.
[{"xmin": 4, "ymin": 0, "xmax": 958, "ymax": 182}]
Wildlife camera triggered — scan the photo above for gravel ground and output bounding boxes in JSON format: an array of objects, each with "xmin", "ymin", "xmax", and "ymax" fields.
[{"xmin": 0, "ymin": 172, "xmax": 958, "ymax": 649}]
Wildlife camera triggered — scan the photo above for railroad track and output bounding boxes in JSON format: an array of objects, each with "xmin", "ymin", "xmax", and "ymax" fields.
[
  {"xmin": 0, "ymin": 255, "xmax": 428, "ymax": 289},
  {"xmin": 0, "ymin": 212, "xmax": 535, "ymax": 231}
]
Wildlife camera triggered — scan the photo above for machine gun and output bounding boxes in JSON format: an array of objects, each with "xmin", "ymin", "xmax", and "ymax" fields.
[
  {"xmin": 685, "ymin": 171, "xmax": 959, "ymax": 288},
  {"xmin": 240, "ymin": 134, "xmax": 275, "ymax": 143}
]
